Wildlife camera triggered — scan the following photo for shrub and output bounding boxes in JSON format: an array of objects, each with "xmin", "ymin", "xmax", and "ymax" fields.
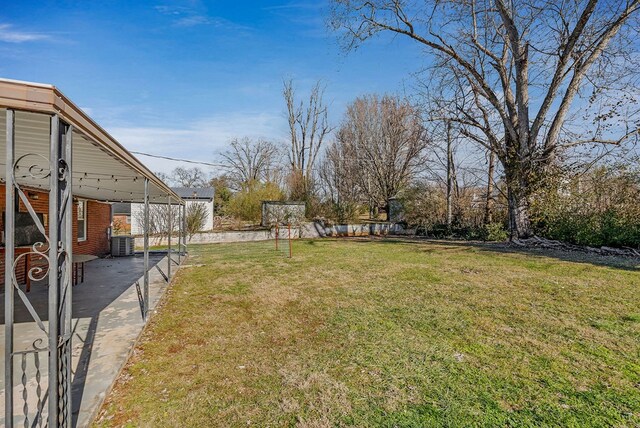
[
  {"xmin": 226, "ymin": 181, "xmax": 284, "ymax": 223},
  {"xmin": 415, "ymin": 222, "xmax": 507, "ymax": 241},
  {"xmin": 209, "ymin": 175, "xmax": 233, "ymax": 215},
  {"xmin": 531, "ymin": 164, "xmax": 640, "ymax": 248},
  {"xmin": 316, "ymin": 200, "xmax": 363, "ymax": 224},
  {"xmin": 186, "ymin": 202, "xmax": 209, "ymax": 239},
  {"xmin": 481, "ymin": 222, "xmax": 509, "ymax": 242}
]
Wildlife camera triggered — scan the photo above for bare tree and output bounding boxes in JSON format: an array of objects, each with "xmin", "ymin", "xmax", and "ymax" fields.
[
  {"xmin": 420, "ymin": 74, "xmax": 505, "ymax": 228},
  {"xmin": 319, "ymin": 140, "xmax": 363, "ymax": 222},
  {"xmin": 331, "ymin": 0, "xmax": 640, "ymax": 238},
  {"xmin": 220, "ymin": 137, "xmax": 280, "ymax": 190},
  {"xmin": 172, "ymin": 167, "xmax": 208, "ymax": 188},
  {"xmin": 155, "ymin": 171, "xmax": 173, "ymax": 185},
  {"xmin": 337, "ymin": 94, "xmax": 429, "ymax": 219},
  {"xmin": 283, "ymin": 79, "xmax": 332, "ymax": 199},
  {"xmin": 133, "ymin": 204, "xmax": 180, "ymax": 245}
]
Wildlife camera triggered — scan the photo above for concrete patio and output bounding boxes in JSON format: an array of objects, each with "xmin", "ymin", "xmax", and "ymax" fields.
[{"xmin": 1, "ymin": 253, "xmax": 183, "ymax": 427}]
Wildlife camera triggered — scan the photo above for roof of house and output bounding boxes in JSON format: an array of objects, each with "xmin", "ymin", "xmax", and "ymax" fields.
[
  {"xmin": 0, "ymin": 78, "xmax": 181, "ymax": 203},
  {"xmin": 171, "ymin": 187, "xmax": 214, "ymax": 200},
  {"xmin": 112, "ymin": 202, "xmax": 131, "ymax": 215}
]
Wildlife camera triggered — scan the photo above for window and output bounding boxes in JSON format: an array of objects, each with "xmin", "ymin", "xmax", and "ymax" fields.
[{"xmin": 77, "ymin": 200, "xmax": 87, "ymax": 242}]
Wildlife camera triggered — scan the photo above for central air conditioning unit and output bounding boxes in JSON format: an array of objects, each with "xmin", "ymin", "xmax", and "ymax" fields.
[{"xmin": 111, "ymin": 235, "xmax": 134, "ymax": 257}]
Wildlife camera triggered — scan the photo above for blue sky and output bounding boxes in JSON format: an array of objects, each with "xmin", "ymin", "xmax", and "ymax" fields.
[{"xmin": 0, "ymin": 1, "xmax": 427, "ymax": 174}]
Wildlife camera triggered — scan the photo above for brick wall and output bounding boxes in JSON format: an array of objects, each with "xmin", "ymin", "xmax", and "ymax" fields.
[
  {"xmin": 0, "ymin": 185, "xmax": 112, "ymax": 286},
  {"xmin": 76, "ymin": 199, "xmax": 112, "ymax": 256}
]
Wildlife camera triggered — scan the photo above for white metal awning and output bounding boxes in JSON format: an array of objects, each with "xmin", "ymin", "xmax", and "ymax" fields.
[{"xmin": 0, "ymin": 78, "xmax": 180, "ymax": 204}]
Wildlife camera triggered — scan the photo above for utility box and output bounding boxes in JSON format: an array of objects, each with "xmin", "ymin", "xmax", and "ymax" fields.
[{"xmin": 111, "ymin": 235, "xmax": 134, "ymax": 257}]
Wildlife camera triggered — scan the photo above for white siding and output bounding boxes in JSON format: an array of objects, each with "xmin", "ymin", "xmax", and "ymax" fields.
[{"xmin": 129, "ymin": 199, "xmax": 214, "ymax": 235}]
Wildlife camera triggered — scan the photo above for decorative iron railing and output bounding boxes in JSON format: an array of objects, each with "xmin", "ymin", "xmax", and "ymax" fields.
[{"xmin": 5, "ymin": 111, "xmax": 74, "ymax": 428}]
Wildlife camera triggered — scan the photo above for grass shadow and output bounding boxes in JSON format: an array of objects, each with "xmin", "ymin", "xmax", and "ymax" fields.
[{"xmin": 340, "ymin": 236, "xmax": 640, "ymax": 272}]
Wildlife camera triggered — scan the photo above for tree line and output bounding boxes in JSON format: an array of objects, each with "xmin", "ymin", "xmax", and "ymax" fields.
[{"xmin": 159, "ymin": 0, "xmax": 640, "ymax": 245}]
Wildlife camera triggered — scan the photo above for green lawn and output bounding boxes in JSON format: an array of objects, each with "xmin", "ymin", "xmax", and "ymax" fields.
[{"xmin": 95, "ymin": 239, "xmax": 640, "ymax": 427}]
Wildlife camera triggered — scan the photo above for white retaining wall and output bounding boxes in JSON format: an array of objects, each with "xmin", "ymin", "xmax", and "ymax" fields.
[
  {"xmin": 134, "ymin": 222, "xmax": 415, "ymax": 246},
  {"xmin": 321, "ymin": 223, "xmax": 415, "ymax": 237}
]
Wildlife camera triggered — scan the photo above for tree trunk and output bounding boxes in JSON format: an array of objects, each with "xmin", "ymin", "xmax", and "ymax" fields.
[
  {"xmin": 446, "ymin": 121, "xmax": 453, "ymax": 228},
  {"xmin": 507, "ymin": 183, "xmax": 533, "ymax": 239},
  {"xmin": 484, "ymin": 149, "xmax": 495, "ymax": 224}
]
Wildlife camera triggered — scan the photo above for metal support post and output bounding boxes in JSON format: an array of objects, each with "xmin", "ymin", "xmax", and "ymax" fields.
[
  {"xmin": 143, "ymin": 178, "xmax": 150, "ymax": 319},
  {"xmin": 167, "ymin": 196, "xmax": 171, "ymax": 281},
  {"xmin": 4, "ymin": 109, "xmax": 15, "ymax": 427},
  {"xmin": 182, "ymin": 203, "xmax": 187, "ymax": 255},
  {"xmin": 48, "ymin": 115, "xmax": 60, "ymax": 426},
  {"xmin": 62, "ymin": 121, "xmax": 73, "ymax": 427},
  {"xmin": 48, "ymin": 115, "xmax": 73, "ymax": 427},
  {"xmin": 177, "ymin": 201, "xmax": 181, "ymax": 264}
]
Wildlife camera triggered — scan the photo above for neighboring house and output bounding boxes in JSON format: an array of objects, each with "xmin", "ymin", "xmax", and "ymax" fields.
[
  {"xmin": 112, "ymin": 202, "xmax": 132, "ymax": 235},
  {"xmin": 129, "ymin": 187, "xmax": 215, "ymax": 235},
  {"xmin": 172, "ymin": 187, "xmax": 215, "ymax": 232}
]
